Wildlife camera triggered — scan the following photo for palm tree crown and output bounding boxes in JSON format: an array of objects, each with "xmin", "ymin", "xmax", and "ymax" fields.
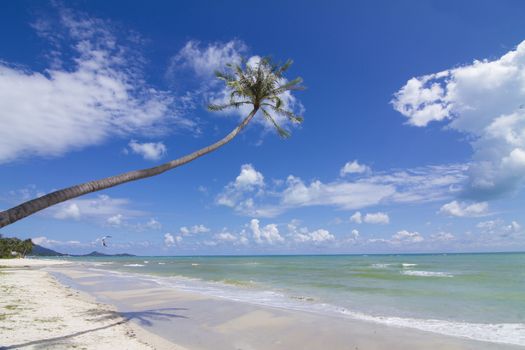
[{"xmin": 208, "ymin": 57, "xmax": 304, "ymax": 137}]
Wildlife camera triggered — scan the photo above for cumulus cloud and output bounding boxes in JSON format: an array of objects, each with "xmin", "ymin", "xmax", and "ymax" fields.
[
  {"xmin": 180, "ymin": 224, "xmax": 210, "ymax": 235},
  {"xmin": 350, "ymin": 211, "xmax": 389, "ymax": 224},
  {"xmin": 340, "ymin": 160, "xmax": 370, "ymax": 176},
  {"xmin": 293, "ymin": 229, "xmax": 335, "ymax": 243},
  {"xmin": 392, "ymin": 40, "xmax": 525, "ymax": 198},
  {"xmin": 0, "ymin": 8, "xmax": 192, "ymax": 164},
  {"xmin": 250, "ymin": 219, "xmax": 284, "ymax": 244},
  {"xmin": 216, "ymin": 164, "xmax": 267, "ymax": 212},
  {"xmin": 392, "ymin": 230, "xmax": 424, "ymax": 244},
  {"xmin": 106, "ymin": 214, "xmax": 123, "ymax": 227},
  {"xmin": 350, "ymin": 211, "xmax": 362, "ymax": 224},
  {"xmin": 364, "ymin": 212, "xmax": 390, "ymax": 224},
  {"xmin": 128, "ymin": 140, "xmax": 167, "ymax": 161},
  {"xmin": 217, "ymin": 163, "xmax": 466, "ymax": 218},
  {"xmin": 164, "ymin": 233, "xmax": 176, "ymax": 247},
  {"xmin": 439, "ymin": 200, "xmax": 488, "ymax": 217}
]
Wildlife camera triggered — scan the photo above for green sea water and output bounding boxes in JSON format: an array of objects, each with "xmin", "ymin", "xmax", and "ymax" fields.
[{"xmin": 62, "ymin": 253, "xmax": 525, "ymax": 345}]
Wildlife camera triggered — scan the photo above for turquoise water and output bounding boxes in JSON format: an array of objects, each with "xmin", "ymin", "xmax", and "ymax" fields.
[{"xmin": 62, "ymin": 253, "xmax": 525, "ymax": 345}]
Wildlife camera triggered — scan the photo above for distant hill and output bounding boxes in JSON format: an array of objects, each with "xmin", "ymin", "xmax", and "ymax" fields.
[
  {"xmin": 79, "ymin": 251, "xmax": 135, "ymax": 257},
  {"xmin": 30, "ymin": 246, "xmax": 135, "ymax": 257},
  {"xmin": 31, "ymin": 244, "xmax": 66, "ymax": 256}
]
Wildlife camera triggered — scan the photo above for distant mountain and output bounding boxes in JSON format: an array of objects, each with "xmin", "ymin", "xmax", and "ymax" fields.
[
  {"xmin": 30, "ymin": 246, "xmax": 135, "ymax": 257},
  {"xmin": 31, "ymin": 244, "xmax": 66, "ymax": 256},
  {"xmin": 76, "ymin": 251, "xmax": 136, "ymax": 257}
]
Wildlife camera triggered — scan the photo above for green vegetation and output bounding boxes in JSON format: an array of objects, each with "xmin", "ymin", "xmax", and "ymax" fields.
[{"xmin": 0, "ymin": 234, "xmax": 33, "ymax": 258}]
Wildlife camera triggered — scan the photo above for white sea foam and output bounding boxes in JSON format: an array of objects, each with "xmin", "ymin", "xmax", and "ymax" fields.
[
  {"xmin": 143, "ymin": 261, "xmax": 149, "ymax": 264},
  {"xmin": 335, "ymin": 307, "xmax": 525, "ymax": 347},
  {"xmin": 401, "ymin": 263, "xmax": 417, "ymax": 267},
  {"xmin": 123, "ymin": 264, "xmax": 144, "ymax": 267},
  {"xmin": 158, "ymin": 262, "xmax": 166, "ymax": 265},
  {"xmin": 401, "ymin": 270, "xmax": 453, "ymax": 277},
  {"xmin": 191, "ymin": 263, "xmax": 200, "ymax": 266}
]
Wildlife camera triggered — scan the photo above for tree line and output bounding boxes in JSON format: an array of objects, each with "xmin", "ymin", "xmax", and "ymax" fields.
[{"xmin": 0, "ymin": 234, "xmax": 33, "ymax": 258}]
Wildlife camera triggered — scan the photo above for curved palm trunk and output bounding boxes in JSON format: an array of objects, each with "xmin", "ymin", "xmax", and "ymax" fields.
[{"xmin": 0, "ymin": 108, "xmax": 258, "ymax": 229}]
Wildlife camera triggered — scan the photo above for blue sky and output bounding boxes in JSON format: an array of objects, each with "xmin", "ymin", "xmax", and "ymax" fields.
[{"xmin": 1, "ymin": 1, "xmax": 525, "ymax": 255}]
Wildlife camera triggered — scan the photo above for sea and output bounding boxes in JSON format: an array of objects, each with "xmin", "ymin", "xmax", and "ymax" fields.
[{"xmin": 58, "ymin": 253, "xmax": 525, "ymax": 346}]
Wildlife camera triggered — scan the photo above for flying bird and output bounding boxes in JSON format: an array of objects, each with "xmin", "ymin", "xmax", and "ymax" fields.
[{"xmin": 101, "ymin": 235, "xmax": 112, "ymax": 247}]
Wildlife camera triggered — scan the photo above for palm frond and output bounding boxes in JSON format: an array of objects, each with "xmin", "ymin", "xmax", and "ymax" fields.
[
  {"xmin": 211, "ymin": 57, "xmax": 304, "ymax": 137},
  {"xmin": 261, "ymin": 108, "xmax": 290, "ymax": 138}
]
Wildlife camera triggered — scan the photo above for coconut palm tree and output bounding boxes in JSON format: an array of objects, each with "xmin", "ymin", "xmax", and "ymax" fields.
[{"xmin": 0, "ymin": 57, "xmax": 303, "ymax": 228}]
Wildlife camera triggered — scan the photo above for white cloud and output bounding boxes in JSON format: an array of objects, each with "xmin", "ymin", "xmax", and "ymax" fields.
[
  {"xmin": 363, "ymin": 212, "xmax": 390, "ymax": 224},
  {"xmin": 164, "ymin": 233, "xmax": 176, "ymax": 247},
  {"xmin": 128, "ymin": 140, "xmax": 167, "ymax": 161},
  {"xmin": 32, "ymin": 236, "xmax": 83, "ymax": 248},
  {"xmin": 430, "ymin": 231, "xmax": 455, "ymax": 241},
  {"xmin": 439, "ymin": 200, "xmax": 488, "ymax": 217},
  {"xmin": 392, "ymin": 230, "xmax": 424, "ymax": 244},
  {"xmin": 214, "ymin": 232, "xmax": 237, "ymax": 242},
  {"xmin": 351, "ymin": 229, "xmax": 360, "ymax": 239},
  {"xmin": 48, "ymin": 194, "xmax": 143, "ymax": 223},
  {"xmin": 179, "ymin": 224, "xmax": 210, "ymax": 235},
  {"xmin": 392, "ymin": 40, "xmax": 525, "ymax": 198},
  {"xmin": 350, "ymin": 211, "xmax": 362, "ymax": 224},
  {"xmin": 144, "ymin": 218, "xmax": 162, "ymax": 230},
  {"xmin": 54, "ymin": 203, "xmax": 81, "ymax": 220},
  {"xmin": 280, "ymin": 176, "xmax": 395, "ymax": 210},
  {"xmin": 350, "ymin": 211, "xmax": 389, "ymax": 224},
  {"xmin": 250, "ymin": 219, "xmax": 284, "ymax": 244},
  {"xmin": 287, "ymin": 221, "xmax": 335, "ymax": 244},
  {"xmin": 169, "ymin": 40, "xmax": 246, "ymax": 77},
  {"xmin": 234, "ymin": 164, "xmax": 265, "ymax": 189},
  {"xmin": 106, "ymin": 214, "xmax": 123, "ymax": 227},
  {"xmin": 217, "ymin": 163, "xmax": 466, "ymax": 218},
  {"xmin": 340, "ymin": 160, "xmax": 370, "ymax": 176},
  {"xmin": 216, "ymin": 164, "xmax": 266, "ymax": 210},
  {"xmin": 477, "ymin": 219, "xmax": 522, "ymax": 236},
  {"xmin": 293, "ymin": 229, "xmax": 335, "ymax": 243},
  {"xmin": 0, "ymin": 8, "xmax": 192, "ymax": 164}
]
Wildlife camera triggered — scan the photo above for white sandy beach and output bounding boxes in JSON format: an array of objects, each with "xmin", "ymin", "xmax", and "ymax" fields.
[
  {"xmin": 1, "ymin": 258, "xmax": 522, "ymax": 350},
  {"xmin": 0, "ymin": 258, "xmax": 179, "ymax": 350}
]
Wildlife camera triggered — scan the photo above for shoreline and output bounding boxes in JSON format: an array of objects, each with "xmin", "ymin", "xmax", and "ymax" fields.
[
  {"xmin": 49, "ymin": 260, "xmax": 523, "ymax": 349},
  {"xmin": 2, "ymin": 258, "xmax": 523, "ymax": 349}
]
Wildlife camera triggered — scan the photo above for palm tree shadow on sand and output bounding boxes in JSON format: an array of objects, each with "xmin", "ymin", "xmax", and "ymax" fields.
[{"xmin": 1, "ymin": 307, "xmax": 187, "ymax": 349}]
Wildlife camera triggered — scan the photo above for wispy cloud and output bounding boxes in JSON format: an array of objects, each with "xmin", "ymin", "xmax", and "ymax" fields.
[
  {"xmin": 0, "ymin": 6, "xmax": 193, "ymax": 164},
  {"xmin": 216, "ymin": 163, "xmax": 467, "ymax": 217}
]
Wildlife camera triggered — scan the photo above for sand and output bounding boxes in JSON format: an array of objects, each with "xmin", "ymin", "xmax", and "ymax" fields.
[{"xmin": 0, "ymin": 259, "xmax": 182, "ymax": 349}]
